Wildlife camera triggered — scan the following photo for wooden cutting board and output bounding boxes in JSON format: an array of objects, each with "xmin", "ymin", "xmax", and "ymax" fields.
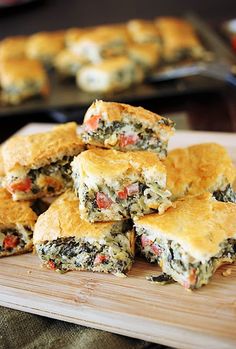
[{"xmin": 0, "ymin": 124, "xmax": 236, "ymax": 349}]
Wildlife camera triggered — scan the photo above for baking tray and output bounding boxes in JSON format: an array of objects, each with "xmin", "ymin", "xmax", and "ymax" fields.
[{"xmin": 0, "ymin": 13, "xmax": 235, "ymax": 121}]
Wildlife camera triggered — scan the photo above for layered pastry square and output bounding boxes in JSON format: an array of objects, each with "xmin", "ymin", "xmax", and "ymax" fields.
[
  {"xmin": 127, "ymin": 19, "xmax": 161, "ymax": 44},
  {"xmin": 164, "ymin": 143, "xmax": 236, "ymax": 202},
  {"xmin": 54, "ymin": 49, "xmax": 87, "ymax": 77},
  {"xmin": 34, "ymin": 191, "xmax": 134, "ymax": 276},
  {"xmin": 26, "ymin": 31, "xmax": 65, "ymax": 66},
  {"xmin": 0, "ymin": 58, "xmax": 49, "ymax": 105},
  {"xmin": 2, "ymin": 123, "xmax": 84, "ymax": 200},
  {"xmin": 69, "ymin": 26, "xmax": 128, "ymax": 63},
  {"xmin": 135, "ymin": 193, "xmax": 236, "ymax": 289},
  {"xmin": 155, "ymin": 17, "xmax": 204, "ymax": 62},
  {"xmin": 0, "ymin": 36, "xmax": 28, "ymax": 60},
  {"xmin": 80, "ymin": 100, "xmax": 175, "ymax": 157},
  {"xmin": 128, "ymin": 42, "xmax": 161, "ymax": 72},
  {"xmin": 71, "ymin": 148, "xmax": 172, "ymax": 222},
  {"xmin": 76, "ymin": 56, "xmax": 141, "ymax": 93},
  {"xmin": 0, "ymin": 188, "xmax": 37, "ymax": 257}
]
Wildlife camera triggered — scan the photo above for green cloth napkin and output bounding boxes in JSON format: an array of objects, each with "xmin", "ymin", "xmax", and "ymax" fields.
[{"xmin": 0, "ymin": 306, "xmax": 171, "ymax": 349}]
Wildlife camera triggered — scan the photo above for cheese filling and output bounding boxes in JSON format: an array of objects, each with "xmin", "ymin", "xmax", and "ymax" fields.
[
  {"xmin": 6, "ymin": 156, "xmax": 74, "ymax": 199},
  {"xmin": 82, "ymin": 117, "xmax": 173, "ymax": 156},
  {"xmin": 73, "ymin": 170, "xmax": 172, "ymax": 221},
  {"xmin": 36, "ymin": 228, "xmax": 134, "ymax": 275},
  {"xmin": 136, "ymin": 228, "xmax": 236, "ymax": 289}
]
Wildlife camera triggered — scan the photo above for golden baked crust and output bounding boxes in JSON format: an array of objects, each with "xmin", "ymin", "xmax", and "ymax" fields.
[
  {"xmin": 26, "ymin": 31, "xmax": 65, "ymax": 62},
  {"xmin": 77, "ymin": 57, "xmax": 140, "ymax": 93},
  {"xmin": 72, "ymin": 147, "xmax": 166, "ymax": 180},
  {"xmin": 84, "ymin": 100, "xmax": 174, "ymax": 132},
  {"xmin": 33, "ymin": 190, "xmax": 128, "ymax": 244},
  {"xmin": 54, "ymin": 49, "xmax": 86, "ymax": 75},
  {"xmin": 2, "ymin": 122, "xmax": 84, "ymax": 173},
  {"xmin": 65, "ymin": 27, "xmax": 89, "ymax": 47},
  {"xmin": 0, "ymin": 58, "xmax": 49, "ymax": 88},
  {"xmin": 73, "ymin": 26, "xmax": 129, "ymax": 47},
  {"xmin": 155, "ymin": 17, "xmax": 203, "ymax": 61},
  {"xmin": 0, "ymin": 36, "xmax": 28, "ymax": 60},
  {"xmin": 127, "ymin": 19, "xmax": 160, "ymax": 43},
  {"xmin": 0, "ymin": 188, "xmax": 37, "ymax": 228},
  {"xmin": 135, "ymin": 193, "xmax": 236, "ymax": 262},
  {"xmin": 164, "ymin": 143, "xmax": 236, "ymax": 199},
  {"xmin": 128, "ymin": 42, "xmax": 161, "ymax": 68}
]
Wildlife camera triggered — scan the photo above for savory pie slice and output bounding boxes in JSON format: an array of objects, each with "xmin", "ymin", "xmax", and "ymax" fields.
[
  {"xmin": 128, "ymin": 42, "xmax": 161, "ymax": 72},
  {"xmin": 127, "ymin": 19, "xmax": 161, "ymax": 44},
  {"xmin": 0, "ymin": 188, "xmax": 37, "ymax": 257},
  {"xmin": 69, "ymin": 26, "xmax": 128, "ymax": 63},
  {"xmin": 71, "ymin": 148, "xmax": 172, "ymax": 222},
  {"xmin": 155, "ymin": 17, "xmax": 204, "ymax": 62},
  {"xmin": 54, "ymin": 49, "xmax": 87, "ymax": 77},
  {"xmin": 0, "ymin": 58, "xmax": 49, "ymax": 105},
  {"xmin": 79, "ymin": 100, "xmax": 175, "ymax": 157},
  {"xmin": 2, "ymin": 123, "xmax": 84, "ymax": 200},
  {"xmin": 34, "ymin": 191, "xmax": 134, "ymax": 276},
  {"xmin": 0, "ymin": 36, "xmax": 28, "ymax": 60},
  {"xmin": 135, "ymin": 193, "xmax": 236, "ymax": 289},
  {"xmin": 26, "ymin": 31, "xmax": 65, "ymax": 66},
  {"xmin": 76, "ymin": 56, "xmax": 142, "ymax": 93},
  {"xmin": 164, "ymin": 143, "xmax": 236, "ymax": 202}
]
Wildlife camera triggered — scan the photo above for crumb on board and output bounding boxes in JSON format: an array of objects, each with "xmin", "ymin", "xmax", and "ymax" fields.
[
  {"xmin": 27, "ymin": 270, "xmax": 32, "ymax": 274},
  {"xmin": 222, "ymin": 268, "xmax": 232, "ymax": 277}
]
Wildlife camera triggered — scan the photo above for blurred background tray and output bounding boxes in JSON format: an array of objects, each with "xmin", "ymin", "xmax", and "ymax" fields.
[{"xmin": 0, "ymin": 13, "xmax": 235, "ymax": 122}]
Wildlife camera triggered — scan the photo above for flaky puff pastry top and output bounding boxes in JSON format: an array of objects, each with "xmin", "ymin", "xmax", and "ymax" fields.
[
  {"xmin": 0, "ymin": 58, "xmax": 48, "ymax": 87},
  {"xmin": 33, "ymin": 190, "xmax": 131, "ymax": 244},
  {"xmin": 135, "ymin": 193, "xmax": 236, "ymax": 262},
  {"xmin": 155, "ymin": 17, "xmax": 202, "ymax": 51},
  {"xmin": 2, "ymin": 123, "xmax": 84, "ymax": 173},
  {"xmin": 0, "ymin": 188, "xmax": 37, "ymax": 229},
  {"xmin": 26, "ymin": 31, "xmax": 65, "ymax": 58},
  {"xmin": 84, "ymin": 100, "xmax": 174, "ymax": 135},
  {"xmin": 72, "ymin": 148, "xmax": 166, "ymax": 181},
  {"xmin": 0, "ymin": 36, "xmax": 28, "ymax": 60},
  {"xmin": 164, "ymin": 143, "xmax": 236, "ymax": 199}
]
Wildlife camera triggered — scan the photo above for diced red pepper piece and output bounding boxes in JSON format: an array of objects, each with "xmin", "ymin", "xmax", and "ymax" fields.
[
  {"xmin": 183, "ymin": 269, "xmax": 197, "ymax": 289},
  {"xmin": 141, "ymin": 235, "xmax": 153, "ymax": 248},
  {"xmin": 3, "ymin": 235, "xmax": 19, "ymax": 249},
  {"xmin": 119, "ymin": 134, "xmax": 139, "ymax": 148},
  {"xmin": 96, "ymin": 192, "xmax": 113, "ymax": 209},
  {"xmin": 7, "ymin": 177, "xmax": 32, "ymax": 194},
  {"xmin": 189, "ymin": 268, "xmax": 197, "ymax": 285},
  {"xmin": 84, "ymin": 115, "xmax": 101, "ymax": 131},
  {"xmin": 94, "ymin": 254, "xmax": 108, "ymax": 265},
  {"xmin": 117, "ymin": 188, "xmax": 128, "ymax": 200},
  {"xmin": 231, "ymin": 36, "xmax": 236, "ymax": 52},
  {"xmin": 151, "ymin": 244, "xmax": 162, "ymax": 256},
  {"xmin": 48, "ymin": 260, "xmax": 57, "ymax": 270},
  {"xmin": 126, "ymin": 183, "xmax": 139, "ymax": 196}
]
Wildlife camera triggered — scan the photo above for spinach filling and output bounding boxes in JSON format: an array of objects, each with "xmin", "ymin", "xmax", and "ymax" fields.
[
  {"xmin": 5, "ymin": 80, "xmax": 43, "ymax": 96},
  {"xmin": 36, "ymin": 228, "xmax": 133, "ymax": 274},
  {"xmin": 137, "ymin": 229, "xmax": 236, "ymax": 288},
  {"xmin": 0, "ymin": 227, "xmax": 33, "ymax": 253},
  {"xmin": 213, "ymin": 184, "xmax": 236, "ymax": 203},
  {"xmin": 78, "ymin": 180, "xmax": 171, "ymax": 220},
  {"xmin": 82, "ymin": 118, "xmax": 171, "ymax": 155},
  {"xmin": 26, "ymin": 156, "xmax": 73, "ymax": 195}
]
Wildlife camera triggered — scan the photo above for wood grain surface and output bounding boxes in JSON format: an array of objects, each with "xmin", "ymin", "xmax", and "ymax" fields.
[{"xmin": 0, "ymin": 125, "xmax": 235, "ymax": 349}]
